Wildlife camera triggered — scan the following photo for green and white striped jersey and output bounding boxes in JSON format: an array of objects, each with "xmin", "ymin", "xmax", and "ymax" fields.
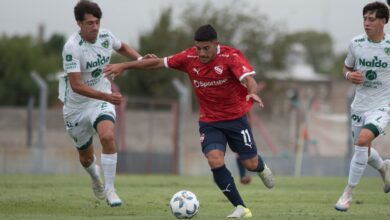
[
  {"xmin": 346, "ymin": 34, "xmax": 390, "ymax": 111},
  {"xmin": 61, "ymin": 29, "xmax": 121, "ymax": 109}
]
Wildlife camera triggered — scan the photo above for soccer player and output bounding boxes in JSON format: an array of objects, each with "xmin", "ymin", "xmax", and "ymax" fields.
[
  {"xmin": 335, "ymin": 1, "xmax": 390, "ymax": 212},
  {"xmin": 61, "ymin": 0, "xmax": 150, "ymax": 207},
  {"xmin": 104, "ymin": 24, "xmax": 274, "ymax": 218}
]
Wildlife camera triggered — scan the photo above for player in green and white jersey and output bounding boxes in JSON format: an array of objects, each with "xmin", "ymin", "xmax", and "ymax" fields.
[
  {"xmin": 335, "ymin": 1, "xmax": 390, "ymax": 212},
  {"xmin": 61, "ymin": 0, "xmax": 153, "ymax": 207}
]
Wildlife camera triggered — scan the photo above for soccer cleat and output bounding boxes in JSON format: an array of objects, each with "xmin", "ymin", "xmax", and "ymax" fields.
[
  {"xmin": 240, "ymin": 176, "xmax": 252, "ymax": 185},
  {"xmin": 258, "ymin": 164, "xmax": 274, "ymax": 189},
  {"xmin": 91, "ymin": 165, "xmax": 105, "ymax": 200},
  {"xmin": 380, "ymin": 159, "xmax": 390, "ymax": 193},
  {"xmin": 227, "ymin": 205, "xmax": 252, "ymax": 218},
  {"xmin": 334, "ymin": 191, "xmax": 352, "ymax": 212},
  {"xmin": 106, "ymin": 188, "xmax": 122, "ymax": 207}
]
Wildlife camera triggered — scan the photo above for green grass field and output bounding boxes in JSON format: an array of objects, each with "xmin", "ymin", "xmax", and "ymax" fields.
[{"xmin": 0, "ymin": 174, "xmax": 389, "ymax": 220}]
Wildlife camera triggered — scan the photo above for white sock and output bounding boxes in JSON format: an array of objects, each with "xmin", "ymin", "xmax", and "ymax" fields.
[
  {"xmin": 85, "ymin": 155, "xmax": 100, "ymax": 180},
  {"xmin": 348, "ymin": 146, "xmax": 368, "ymax": 187},
  {"xmin": 101, "ymin": 153, "xmax": 118, "ymax": 191},
  {"xmin": 368, "ymin": 148, "xmax": 384, "ymax": 170}
]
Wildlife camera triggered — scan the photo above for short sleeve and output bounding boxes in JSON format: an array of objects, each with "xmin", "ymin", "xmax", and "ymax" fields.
[
  {"xmin": 229, "ymin": 51, "xmax": 255, "ymax": 81},
  {"xmin": 164, "ymin": 49, "xmax": 189, "ymax": 72},
  {"xmin": 108, "ymin": 30, "xmax": 122, "ymax": 50},
  {"xmin": 62, "ymin": 43, "xmax": 81, "ymax": 74},
  {"xmin": 344, "ymin": 41, "xmax": 355, "ymax": 68}
]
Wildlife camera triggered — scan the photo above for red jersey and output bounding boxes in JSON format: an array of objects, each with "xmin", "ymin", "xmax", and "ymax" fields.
[{"xmin": 164, "ymin": 45, "xmax": 255, "ymax": 122}]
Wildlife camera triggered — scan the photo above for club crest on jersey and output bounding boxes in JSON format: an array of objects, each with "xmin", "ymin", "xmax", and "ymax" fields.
[
  {"xmin": 200, "ymin": 133, "xmax": 205, "ymax": 143},
  {"xmin": 214, "ymin": 66, "xmax": 223, "ymax": 75},
  {"xmin": 385, "ymin": 48, "xmax": 390, "ymax": 56},
  {"xmin": 101, "ymin": 40, "xmax": 109, "ymax": 48}
]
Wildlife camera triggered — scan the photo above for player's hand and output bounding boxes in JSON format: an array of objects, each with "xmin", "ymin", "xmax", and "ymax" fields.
[
  {"xmin": 142, "ymin": 53, "xmax": 158, "ymax": 59},
  {"xmin": 347, "ymin": 71, "xmax": 364, "ymax": 84},
  {"xmin": 246, "ymin": 94, "xmax": 264, "ymax": 108},
  {"xmin": 104, "ymin": 64, "xmax": 125, "ymax": 80},
  {"xmin": 106, "ymin": 92, "xmax": 122, "ymax": 105}
]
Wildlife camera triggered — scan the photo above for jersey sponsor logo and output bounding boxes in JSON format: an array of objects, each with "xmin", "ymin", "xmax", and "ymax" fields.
[
  {"xmin": 214, "ymin": 66, "xmax": 223, "ymax": 75},
  {"xmin": 91, "ymin": 68, "xmax": 102, "ymax": 78},
  {"xmin": 365, "ymin": 70, "xmax": 377, "ymax": 80},
  {"xmin": 363, "ymin": 69, "xmax": 382, "ymax": 88},
  {"xmin": 193, "ymin": 78, "xmax": 228, "ymax": 88},
  {"xmin": 351, "ymin": 114, "xmax": 362, "ymax": 123},
  {"xmin": 359, "ymin": 56, "xmax": 388, "ymax": 68},
  {"xmin": 64, "ymin": 62, "xmax": 77, "ymax": 70},
  {"xmin": 86, "ymin": 54, "xmax": 110, "ymax": 69},
  {"xmin": 66, "ymin": 54, "xmax": 72, "ymax": 62},
  {"xmin": 101, "ymin": 40, "xmax": 109, "ymax": 48}
]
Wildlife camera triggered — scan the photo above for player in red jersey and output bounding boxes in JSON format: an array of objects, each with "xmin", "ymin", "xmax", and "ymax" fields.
[{"xmin": 104, "ymin": 24, "xmax": 274, "ymax": 218}]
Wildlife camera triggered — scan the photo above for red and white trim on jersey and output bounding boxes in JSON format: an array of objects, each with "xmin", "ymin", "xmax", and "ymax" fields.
[{"xmin": 164, "ymin": 44, "xmax": 256, "ymax": 122}]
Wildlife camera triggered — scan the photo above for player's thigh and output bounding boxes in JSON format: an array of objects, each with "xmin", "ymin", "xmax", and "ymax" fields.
[
  {"xmin": 63, "ymin": 107, "xmax": 95, "ymax": 149},
  {"xmin": 364, "ymin": 107, "xmax": 390, "ymax": 137},
  {"xmin": 225, "ymin": 116, "xmax": 258, "ymax": 160},
  {"xmin": 199, "ymin": 121, "xmax": 227, "ymax": 156},
  {"xmin": 89, "ymin": 101, "xmax": 116, "ymax": 133}
]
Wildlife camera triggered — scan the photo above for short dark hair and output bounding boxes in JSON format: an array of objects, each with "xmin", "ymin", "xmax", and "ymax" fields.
[
  {"xmin": 194, "ymin": 24, "xmax": 218, "ymax": 41},
  {"xmin": 74, "ymin": 0, "xmax": 102, "ymax": 22},
  {"xmin": 363, "ymin": 1, "xmax": 389, "ymax": 23}
]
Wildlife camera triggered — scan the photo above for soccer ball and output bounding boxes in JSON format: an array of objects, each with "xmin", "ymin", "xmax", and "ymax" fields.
[{"xmin": 169, "ymin": 190, "xmax": 200, "ymax": 219}]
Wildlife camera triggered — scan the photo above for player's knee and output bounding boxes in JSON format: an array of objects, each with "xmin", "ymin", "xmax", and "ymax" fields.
[
  {"xmin": 80, "ymin": 155, "xmax": 94, "ymax": 167},
  {"xmin": 99, "ymin": 131, "xmax": 115, "ymax": 146},
  {"xmin": 243, "ymin": 158, "xmax": 258, "ymax": 171},
  {"xmin": 355, "ymin": 136, "xmax": 372, "ymax": 147},
  {"xmin": 206, "ymin": 150, "xmax": 225, "ymax": 168}
]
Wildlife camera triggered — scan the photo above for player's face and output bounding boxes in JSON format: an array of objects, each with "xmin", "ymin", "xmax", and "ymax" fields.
[
  {"xmin": 78, "ymin": 14, "xmax": 100, "ymax": 43},
  {"xmin": 195, "ymin": 41, "xmax": 218, "ymax": 64},
  {"xmin": 363, "ymin": 12, "xmax": 385, "ymax": 39}
]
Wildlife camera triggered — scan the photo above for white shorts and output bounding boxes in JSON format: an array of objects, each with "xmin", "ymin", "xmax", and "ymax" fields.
[
  {"xmin": 63, "ymin": 101, "xmax": 116, "ymax": 149},
  {"xmin": 350, "ymin": 107, "xmax": 390, "ymax": 141}
]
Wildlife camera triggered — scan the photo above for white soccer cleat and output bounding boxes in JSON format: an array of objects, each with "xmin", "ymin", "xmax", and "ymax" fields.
[
  {"xmin": 227, "ymin": 205, "xmax": 252, "ymax": 218},
  {"xmin": 91, "ymin": 165, "xmax": 105, "ymax": 200},
  {"xmin": 106, "ymin": 188, "xmax": 122, "ymax": 207},
  {"xmin": 335, "ymin": 191, "xmax": 352, "ymax": 212},
  {"xmin": 380, "ymin": 159, "xmax": 390, "ymax": 193},
  {"xmin": 258, "ymin": 163, "xmax": 274, "ymax": 189}
]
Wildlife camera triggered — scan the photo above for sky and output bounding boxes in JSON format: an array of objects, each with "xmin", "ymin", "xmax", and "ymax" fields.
[{"xmin": 0, "ymin": 0, "xmax": 389, "ymax": 53}]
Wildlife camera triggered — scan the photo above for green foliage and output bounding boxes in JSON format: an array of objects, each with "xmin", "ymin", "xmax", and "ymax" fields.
[
  {"xmin": 0, "ymin": 175, "xmax": 388, "ymax": 220},
  {"xmin": 0, "ymin": 34, "xmax": 64, "ymax": 106},
  {"xmin": 115, "ymin": 8, "xmax": 185, "ymax": 100},
  {"xmin": 116, "ymin": 2, "xmax": 278, "ymax": 105},
  {"xmin": 0, "ymin": 1, "xmax": 345, "ymax": 107}
]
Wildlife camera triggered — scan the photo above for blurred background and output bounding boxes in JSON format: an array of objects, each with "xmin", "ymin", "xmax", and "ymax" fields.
[{"xmin": 1, "ymin": 0, "xmax": 390, "ymax": 176}]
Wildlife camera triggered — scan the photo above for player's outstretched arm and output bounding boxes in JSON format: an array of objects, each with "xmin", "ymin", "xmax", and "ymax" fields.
[
  {"xmin": 242, "ymin": 75, "xmax": 264, "ymax": 108},
  {"xmin": 104, "ymin": 58, "xmax": 164, "ymax": 79},
  {"xmin": 68, "ymin": 72, "xmax": 123, "ymax": 105}
]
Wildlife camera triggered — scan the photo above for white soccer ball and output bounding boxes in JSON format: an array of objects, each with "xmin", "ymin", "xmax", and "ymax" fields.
[{"xmin": 169, "ymin": 190, "xmax": 200, "ymax": 219}]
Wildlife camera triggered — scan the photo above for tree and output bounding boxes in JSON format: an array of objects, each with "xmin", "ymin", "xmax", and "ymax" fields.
[
  {"xmin": 115, "ymin": 2, "xmax": 277, "ymax": 102},
  {"xmin": 0, "ymin": 34, "xmax": 64, "ymax": 106}
]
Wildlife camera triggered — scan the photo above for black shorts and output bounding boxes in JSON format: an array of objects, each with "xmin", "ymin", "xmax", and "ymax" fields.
[{"xmin": 199, "ymin": 115, "xmax": 258, "ymax": 160}]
